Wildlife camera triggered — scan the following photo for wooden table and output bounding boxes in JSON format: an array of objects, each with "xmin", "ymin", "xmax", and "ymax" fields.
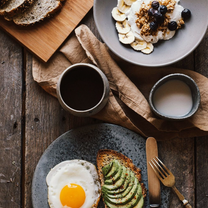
[{"xmin": 0, "ymin": 8, "xmax": 208, "ymax": 208}]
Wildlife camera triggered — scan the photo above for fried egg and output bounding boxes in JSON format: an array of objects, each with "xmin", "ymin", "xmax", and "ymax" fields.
[{"xmin": 46, "ymin": 160, "xmax": 101, "ymax": 208}]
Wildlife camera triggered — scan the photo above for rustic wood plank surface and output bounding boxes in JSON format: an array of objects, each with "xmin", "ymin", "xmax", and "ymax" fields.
[
  {"xmin": 0, "ymin": 30, "xmax": 23, "ymax": 207},
  {"xmin": 0, "ymin": 6, "xmax": 208, "ymax": 208},
  {"xmin": 195, "ymin": 30, "xmax": 208, "ymax": 208},
  {"xmin": 23, "ymin": 10, "xmax": 102, "ymax": 208}
]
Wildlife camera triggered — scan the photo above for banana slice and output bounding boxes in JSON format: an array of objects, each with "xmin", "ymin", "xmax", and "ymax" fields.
[
  {"xmin": 111, "ymin": 7, "xmax": 126, "ymax": 22},
  {"xmin": 116, "ymin": 20, "xmax": 131, "ymax": 34},
  {"xmin": 141, "ymin": 43, "xmax": 154, "ymax": 54},
  {"xmin": 124, "ymin": 0, "xmax": 137, "ymax": 6},
  {"xmin": 130, "ymin": 39, "xmax": 147, "ymax": 51},
  {"xmin": 117, "ymin": 0, "xmax": 131, "ymax": 14},
  {"xmin": 118, "ymin": 31, "xmax": 135, "ymax": 44}
]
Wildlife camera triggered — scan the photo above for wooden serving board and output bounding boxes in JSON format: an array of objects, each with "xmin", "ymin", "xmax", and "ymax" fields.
[{"xmin": 0, "ymin": 0, "xmax": 94, "ymax": 62}]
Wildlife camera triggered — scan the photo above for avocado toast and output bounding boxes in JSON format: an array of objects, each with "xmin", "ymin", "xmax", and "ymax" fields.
[{"xmin": 97, "ymin": 149, "xmax": 146, "ymax": 208}]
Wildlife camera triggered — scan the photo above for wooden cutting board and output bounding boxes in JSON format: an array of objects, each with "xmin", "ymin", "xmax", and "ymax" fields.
[{"xmin": 0, "ymin": 0, "xmax": 94, "ymax": 62}]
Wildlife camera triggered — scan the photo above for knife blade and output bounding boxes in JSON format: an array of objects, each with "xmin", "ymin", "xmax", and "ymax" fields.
[{"xmin": 146, "ymin": 137, "xmax": 160, "ymax": 208}]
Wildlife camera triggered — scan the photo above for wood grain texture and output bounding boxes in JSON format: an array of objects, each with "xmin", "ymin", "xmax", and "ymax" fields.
[
  {"xmin": 23, "ymin": 9, "xmax": 101, "ymax": 208},
  {"xmin": 194, "ymin": 28, "xmax": 208, "ymax": 208},
  {"xmin": 158, "ymin": 137, "xmax": 195, "ymax": 208},
  {"xmin": 195, "ymin": 136, "xmax": 208, "ymax": 208},
  {"xmin": 0, "ymin": 0, "xmax": 94, "ymax": 62},
  {"xmin": 0, "ymin": 30, "xmax": 23, "ymax": 207}
]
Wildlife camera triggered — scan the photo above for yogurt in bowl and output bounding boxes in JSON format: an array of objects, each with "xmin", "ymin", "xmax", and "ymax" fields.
[{"xmin": 111, "ymin": 0, "xmax": 191, "ymax": 54}]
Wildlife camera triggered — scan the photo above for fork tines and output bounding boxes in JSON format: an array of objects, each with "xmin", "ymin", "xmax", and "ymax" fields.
[
  {"xmin": 149, "ymin": 157, "xmax": 171, "ymax": 180},
  {"xmin": 149, "ymin": 157, "xmax": 192, "ymax": 207}
]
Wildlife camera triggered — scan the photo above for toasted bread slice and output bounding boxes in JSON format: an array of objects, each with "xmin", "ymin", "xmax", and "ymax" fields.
[
  {"xmin": 97, "ymin": 149, "xmax": 146, "ymax": 208},
  {"xmin": 12, "ymin": 0, "xmax": 62, "ymax": 26},
  {"xmin": 0, "ymin": 0, "xmax": 33, "ymax": 18}
]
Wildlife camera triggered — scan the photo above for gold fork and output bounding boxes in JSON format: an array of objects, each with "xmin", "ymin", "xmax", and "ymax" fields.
[{"xmin": 149, "ymin": 157, "xmax": 192, "ymax": 208}]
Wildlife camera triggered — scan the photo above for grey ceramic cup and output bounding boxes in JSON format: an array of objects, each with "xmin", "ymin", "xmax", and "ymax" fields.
[
  {"xmin": 149, "ymin": 73, "xmax": 200, "ymax": 120},
  {"xmin": 56, "ymin": 63, "xmax": 110, "ymax": 117}
]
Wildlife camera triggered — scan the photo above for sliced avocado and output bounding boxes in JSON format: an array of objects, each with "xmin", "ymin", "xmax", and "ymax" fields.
[
  {"xmin": 104, "ymin": 164, "xmax": 123, "ymax": 185},
  {"xmin": 134, "ymin": 196, "xmax": 144, "ymax": 208},
  {"xmin": 102, "ymin": 160, "xmax": 144, "ymax": 208},
  {"xmin": 105, "ymin": 160, "xmax": 120, "ymax": 180},
  {"xmin": 105, "ymin": 185, "xmax": 143, "ymax": 208},
  {"xmin": 107, "ymin": 172, "xmax": 136, "ymax": 199},
  {"xmin": 102, "ymin": 166, "xmax": 127, "ymax": 191},
  {"xmin": 104, "ymin": 170, "xmax": 132, "ymax": 195},
  {"xmin": 102, "ymin": 161, "xmax": 113, "ymax": 176},
  {"xmin": 103, "ymin": 177, "xmax": 139, "ymax": 205}
]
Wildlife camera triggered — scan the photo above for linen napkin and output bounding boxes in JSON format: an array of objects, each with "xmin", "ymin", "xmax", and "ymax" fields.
[{"xmin": 33, "ymin": 24, "xmax": 208, "ymax": 140}]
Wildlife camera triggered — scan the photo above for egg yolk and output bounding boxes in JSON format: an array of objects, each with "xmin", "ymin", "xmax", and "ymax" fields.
[{"xmin": 60, "ymin": 183, "xmax": 86, "ymax": 208}]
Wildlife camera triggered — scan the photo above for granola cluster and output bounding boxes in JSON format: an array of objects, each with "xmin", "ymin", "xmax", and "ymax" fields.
[{"xmin": 135, "ymin": 0, "xmax": 184, "ymax": 38}]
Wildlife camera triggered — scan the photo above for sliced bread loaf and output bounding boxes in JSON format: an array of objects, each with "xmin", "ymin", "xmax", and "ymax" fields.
[
  {"xmin": 0, "ymin": 0, "xmax": 33, "ymax": 17},
  {"xmin": 12, "ymin": 0, "xmax": 62, "ymax": 26}
]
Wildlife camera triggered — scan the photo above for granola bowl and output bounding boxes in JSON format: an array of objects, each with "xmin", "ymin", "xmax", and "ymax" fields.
[{"xmin": 94, "ymin": 0, "xmax": 208, "ymax": 67}]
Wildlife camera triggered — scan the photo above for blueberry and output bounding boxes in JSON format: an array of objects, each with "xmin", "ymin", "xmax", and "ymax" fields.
[
  {"xmin": 150, "ymin": 21, "xmax": 158, "ymax": 31},
  {"xmin": 159, "ymin": 5, "xmax": 167, "ymax": 15},
  {"xmin": 158, "ymin": 15, "xmax": 165, "ymax": 24},
  {"xmin": 154, "ymin": 12, "xmax": 164, "ymax": 23},
  {"xmin": 153, "ymin": 10, "xmax": 159, "ymax": 18},
  {"xmin": 182, "ymin": 8, "xmax": 191, "ymax": 20},
  {"xmin": 151, "ymin": 1, "xmax": 159, "ymax": 9},
  {"xmin": 168, "ymin": 21, "xmax": 178, "ymax": 31},
  {"xmin": 148, "ymin": 8, "xmax": 155, "ymax": 16}
]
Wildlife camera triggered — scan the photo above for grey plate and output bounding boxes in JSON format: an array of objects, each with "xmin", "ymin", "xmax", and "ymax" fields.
[
  {"xmin": 32, "ymin": 123, "xmax": 170, "ymax": 208},
  {"xmin": 94, "ymin": 0, "xmax": 208, "ymax": 67}
]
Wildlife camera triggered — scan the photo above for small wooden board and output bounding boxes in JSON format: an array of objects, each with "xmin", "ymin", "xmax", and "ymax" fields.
[{"xmin": 0, "ymin": 0, "xmax": 94, "ymax": 62}]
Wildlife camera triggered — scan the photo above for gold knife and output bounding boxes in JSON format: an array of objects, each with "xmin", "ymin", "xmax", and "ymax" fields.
[{"xmin": 146, "ymin": 137, "xmax": 160, "ymax": 208}]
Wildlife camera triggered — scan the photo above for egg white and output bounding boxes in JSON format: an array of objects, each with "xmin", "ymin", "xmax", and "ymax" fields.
[{"xmin": 46, "ymin": 160, "xmax": 101, "ymax": 208}]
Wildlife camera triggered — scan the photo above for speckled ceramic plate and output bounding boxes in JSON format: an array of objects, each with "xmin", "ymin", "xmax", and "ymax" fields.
[
  {"xmin": 94, "ymin": 0, "xmax": 208, "ymax": 67},
  {"xmin": 32, "ymin": 123, "xmax": 170, "ymax": 208}
]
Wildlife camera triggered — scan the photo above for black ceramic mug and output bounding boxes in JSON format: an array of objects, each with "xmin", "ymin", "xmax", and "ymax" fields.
[{"xmin": 57, "ymin": 63, "xmax": 110, "ymax": 117}]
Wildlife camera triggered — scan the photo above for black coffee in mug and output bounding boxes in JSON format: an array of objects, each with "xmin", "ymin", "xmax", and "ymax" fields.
[
  {"xmin": 57, "ymin": 63, "xmax": 109, "ymax": 117},
  {"xmin": 60, "ymin": 66, "xmax": 104, "ymax": 110}
]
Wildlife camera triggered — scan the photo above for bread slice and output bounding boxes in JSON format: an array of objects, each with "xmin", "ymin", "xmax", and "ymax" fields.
[
  {"xmin": 97, "ymin": 149, "xmax": 146, "ymax": 208},
  {"xmin": 0, "ymin": 0, "xmax": 33, "ymax": 18},
  {"xmin": 12, "ymin": 0, "xmax": 62, "ymax": 26}
]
